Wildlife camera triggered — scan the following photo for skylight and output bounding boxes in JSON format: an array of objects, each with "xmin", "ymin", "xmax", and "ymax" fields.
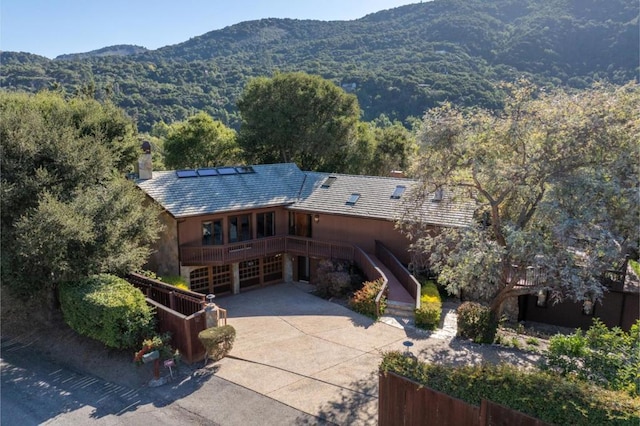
[
  {"xmin": 236, "ymin": 166, "xmax": 255, "ymax": 174},
  {"xmin": 216, "ymin": 167, "xmax": 237, "ymax": 175},
  {"xmin": 346, "ymin": 193, "xmax": 360, "ymax": 205},
  {"xmin": 197, "ymin": 168, "xmax": 218, "ymax": 176},
  {"xmin": 176, "ymin": 169, "xmax": 198, "ymax": 178},
  {"xmin": 321, "ymin": 176, "xmax": 337, "ymax": 188},
  {"xmin": 391, "ymin": 185, "xmax": 406, "ymax": 199}
]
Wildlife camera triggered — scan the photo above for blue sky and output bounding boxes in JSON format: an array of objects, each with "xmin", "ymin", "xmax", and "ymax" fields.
[{"xmin": 1, "ymin": 0, "xmax": 420, "ymax": 59}]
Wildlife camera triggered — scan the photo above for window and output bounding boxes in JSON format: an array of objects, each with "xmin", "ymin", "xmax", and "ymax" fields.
[
  {"xmin": 257, "ymin": 211, "xmax": 275, "ymax": 238},
  {"xmin": 321, "ymin": 176, "xmax": 337, "ymax": 188},
  {"xmin": 229, "ymin": 214, "xmax": 252, "ymax": 243},
  {"xmin": 288, "ymin": 211, "xmax": 296, "ymax": 235},
  {"xmin": 202, "ymin": 220, "xmax": 223, "ymax": 245},
  {"xmin": 346, "ymin": 193, "xmax": 360, "ymax": 205},
  {"xmin": 391, "ymin": 185, "xmax": 406, "ymax": 199}
]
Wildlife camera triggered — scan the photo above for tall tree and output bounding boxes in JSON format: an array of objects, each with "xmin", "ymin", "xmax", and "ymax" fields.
[
  {"xmin": 237, "ymin": 72, "xmax": 361, "ymax": 172},
  {"xmin": 163, "ymin": 112, "xmax": 239, "ymax": 169},
  {"xmin": 0, "ymin": 91, "xmax": 161, "ymax": 301},
  {"xmin": 370, "ymin": 118, "xmax": 418, "ymax": 176},
  {"xmin": 401, "ymin": 81, "xmax": 639, "ymax": 318}
]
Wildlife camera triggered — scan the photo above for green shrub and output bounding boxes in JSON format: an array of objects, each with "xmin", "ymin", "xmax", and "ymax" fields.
[
  {"xmin": 415, "ymin": 302, "xmax": 441, "ymax": 330},
  {"xmin": 198, "ymin": 325, "xmax": 236, "ymax": 361},
  {"xmin": 415, "ymin": 281, "xmax": 442, "ymax": 330},
  {"xmin": 160, "ymin": 274, "xmax": 189, "ymax": 290},
  {"xmin": 542, "ymin": 319, "xmax": 640, "ymax": 396},
  {"xmin": 380, "ymin": 351, "xmax": 640, "ymax": 425},
  {"xmin": 59, "ymin": 274, "xmax": 155, "ymax": 349},
  {"xmin": 349, "ymin": 278, "xmax": 386, "ymax": 318},
  {"xmin": 526, "ymin": 337, "xmax": 540, "ymax": 346},
  {"xmin": 456, "ymin": 301, "xmax": 497, "ymax": 343}
]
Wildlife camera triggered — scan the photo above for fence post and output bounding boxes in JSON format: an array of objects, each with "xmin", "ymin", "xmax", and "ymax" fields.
[
  {"xmin": 169, "ymin": 291, "xmax": 176, "ymax": 311},
  {"xmin": 479, "ymin": 399, "xmax": 488, "ymax": 426}
]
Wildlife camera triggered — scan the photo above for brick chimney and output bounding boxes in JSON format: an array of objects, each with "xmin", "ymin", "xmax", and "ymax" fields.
[{"xmin": 389, "ymin": 170, "xmax": 405, "ymax": 178}]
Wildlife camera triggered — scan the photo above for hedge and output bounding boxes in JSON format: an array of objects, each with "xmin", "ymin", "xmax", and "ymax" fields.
[
  {"xmin": 380, "ymin": 351, "xmax": 640, "ymax": 425},
  {"xmin": 198, "ymin": 325, "xmax": 236, "ymax": 361},
  {"xmin": 59, "ymin": 274, "xmax": 155, "ymax": 349}
]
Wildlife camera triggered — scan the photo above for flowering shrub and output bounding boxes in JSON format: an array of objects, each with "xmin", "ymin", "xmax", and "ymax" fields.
[
  {"xmin": 349, "ymin": 278, "xmax": 386, "ymax": 318},
  {"xmin": 315, "ymin": 259, "xmax": 355, "ymax": 298},
  {"xmin": 133, "ymin": 332, "xmax": 175, "ymax": 365}
]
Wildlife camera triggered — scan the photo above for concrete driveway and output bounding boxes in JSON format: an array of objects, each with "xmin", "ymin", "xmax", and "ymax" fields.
[
  {"xmin": 213, "ymin": 283, "xmax": 438, "ymax": 425},
  {"xmin": 213, "ymin": 283, "xmax": 540, "ymax": 425}
]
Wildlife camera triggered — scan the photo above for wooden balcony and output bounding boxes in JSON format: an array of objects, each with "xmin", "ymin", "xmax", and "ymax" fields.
[{"xmin": 180, "ymin": 236, "xmax": 356, "ymax": 266}]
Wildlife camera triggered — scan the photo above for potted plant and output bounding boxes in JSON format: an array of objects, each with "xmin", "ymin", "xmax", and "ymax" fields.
[{"xmin": 133, "ymin": 333, "xmax": 177, "ymax": 383}]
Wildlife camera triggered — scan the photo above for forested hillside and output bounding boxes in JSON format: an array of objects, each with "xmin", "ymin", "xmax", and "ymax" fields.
[{"xmin": 1, "ymin": 0, "xmax": 637, "ymax": 131}]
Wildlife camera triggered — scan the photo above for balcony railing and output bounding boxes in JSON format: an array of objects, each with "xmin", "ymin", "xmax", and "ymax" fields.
[{"xmin": 180, "ymin": 236, "xmax": 356, "ymax": 266}]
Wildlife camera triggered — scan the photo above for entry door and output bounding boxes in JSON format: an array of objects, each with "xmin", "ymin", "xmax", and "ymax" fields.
[
  {"xmin": 298, "ymin": 256, "xmax": 310, "ymax": 282},
  {"xmin": 296, "ymin": 213, "xmax": 312, "ymax": 238}
]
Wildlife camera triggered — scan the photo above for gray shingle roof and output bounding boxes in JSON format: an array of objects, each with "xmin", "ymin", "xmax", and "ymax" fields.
[
  {"xmin": 289, "ymin": 173, "xmax": 476, "ymax": 227},
  {"xmin": 136, "ymin": 163, "xmax": 476, "ymax": 227},
  {"xmin": 136, "ymin": 163, "xmax": 306, "ymax": 218}
]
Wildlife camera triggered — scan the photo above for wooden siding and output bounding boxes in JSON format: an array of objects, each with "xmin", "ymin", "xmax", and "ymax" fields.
[{"xmin": 310, "ymin": 213, "xmax": 412, "ymax": 264}]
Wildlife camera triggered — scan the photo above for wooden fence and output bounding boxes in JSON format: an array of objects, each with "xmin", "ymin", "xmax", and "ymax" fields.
[
  {"xmin": 146, "ymin": 299, "xmax": 207, "ymax": 364},
  {"xmin": 379, "ymin": 372, "xmax": 550, "ymax": 426},
  {"xmin": 127, "ymin": 273, "xmax": 209, "ymax": 363},
  {"xmin": 127, "ymin": 272, "xmax": 206, "ymax": 316}
]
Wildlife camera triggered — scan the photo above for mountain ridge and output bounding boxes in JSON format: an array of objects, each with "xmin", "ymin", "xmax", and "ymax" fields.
[{"xmin": 1, "ymin": 0, "xmax": 637, "ymax": 132}]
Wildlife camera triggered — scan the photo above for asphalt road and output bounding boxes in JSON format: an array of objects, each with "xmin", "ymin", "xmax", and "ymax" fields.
[{"xmin": 1, "ymin": 337, "xmax": 326, "ymax": 425}]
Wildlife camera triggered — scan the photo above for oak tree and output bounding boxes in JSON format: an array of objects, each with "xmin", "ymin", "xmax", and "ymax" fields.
[
  {"xmin": 0, "ymin": 91, "xmax": 161, "ymax": 301},
  {"xmin": 237, "ymin": 72, "xmax": 361, "ymax": 172},
  {"xmin": 163, "ymin": 112, "xmax": 239, "ymax": 169},
  {"xmin": 402, "ymin": 81, "xmax": 639, "ymax": 318}
]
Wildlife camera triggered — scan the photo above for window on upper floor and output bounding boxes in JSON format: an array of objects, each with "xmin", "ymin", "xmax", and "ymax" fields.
[
  {"xmin": 257, "ymin": 211, "xmax": 275, "ymax": 238},
  {"xmin": 202, "ymin": 219, "xmax": 223, "ymax": 245},
  {"xmin": 229, "ymin": 214, "xmax": 252, "ymax": 243}
]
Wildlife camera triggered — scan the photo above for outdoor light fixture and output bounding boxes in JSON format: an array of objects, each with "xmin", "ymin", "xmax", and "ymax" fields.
[
  {"xmin": 206, "ymin": 294, "xmax": 215, "ymax": 306},
  {"xmin": 314, "ymin": 214, "xmax": 320, "ymax": 223}
]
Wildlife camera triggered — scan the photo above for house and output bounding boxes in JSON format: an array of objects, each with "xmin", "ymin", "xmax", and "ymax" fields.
[
  {"xmin": 135, "ymin": 162, "xmax": 476, "ymax": 299},
  {"xmin": 134, "ymin": 158, "xmax": 637, "ymax": 331}
]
